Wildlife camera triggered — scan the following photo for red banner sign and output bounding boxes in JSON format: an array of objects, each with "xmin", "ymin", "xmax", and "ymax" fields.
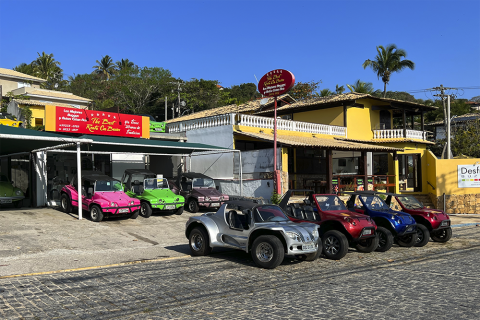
[
  {"xmin": 258, "ymin": 69, "xmax": 295, "ymax": 97},
  {"xmin": 54, "ymin": 107, "xmax": 143, "ymax": 138}
]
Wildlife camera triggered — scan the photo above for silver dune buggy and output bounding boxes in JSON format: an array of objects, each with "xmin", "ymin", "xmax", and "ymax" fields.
[{"xmin": 185, "ymin": 200, "xmax": 322, "ymax": 269}]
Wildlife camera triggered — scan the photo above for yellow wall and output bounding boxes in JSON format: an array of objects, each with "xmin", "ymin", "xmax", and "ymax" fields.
[
  {"xmin": 293, "ymin": 106, "xmax": 344, "ymax": 127},
  {"xmin": 19, "ymin": 104, "xmax": 46, "ymax": 127},
  {"xmin": 433, "ymin": 158, "xmax": 480, "ymax": 197},
  {"xmin": 426, "ymin": 150, "xmax": 437, "ymax": 195}
]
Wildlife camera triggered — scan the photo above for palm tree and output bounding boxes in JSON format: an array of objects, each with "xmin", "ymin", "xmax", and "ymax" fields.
[
  {"xmin": 335, "ymin": 84, "xmax": 345, "ymax": 95},
  {"xmin": 116, "ymin": 59, "xmax": 134, "ymax": 71},
  {"xmin": 362, "ymin": 44, "xmax": 415, "ymax": 98},
  {"xmin": 31, "ymin": 52, "xmax": 64, "ymax": 89},
  {"xmin": 13, "ymin": 63, "xmax": 35, "ymax": 76},
  {"xmin": 347, "ymin": 80, "xmax": 375, "ymax": 94},
  {"xmin": 320, "ymin": 89, "xmax": 333, "ymax": 97},
  {"xmin": 92, "ymin": 55, "xmax": 116, "ymax": 80}
]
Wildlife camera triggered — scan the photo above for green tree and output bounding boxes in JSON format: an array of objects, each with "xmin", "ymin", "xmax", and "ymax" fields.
[
  {"xmin": 116, "ymin": 59, "xmax": 135, "ymax": 71},
  {"xmin": 180, "ymin": 78, "xmax": 225, "ymax": 114},
  {"xmin": 450, "ymin": 119, "xmax": 480, "ymax": 158},
  {"xmin": 92, "ymin": 55, "xmax": 116, "ymax": 80},
  {"xmin": 289, "ymin": 80, "xmax": 322, "ymax": 101},
  {"xmin": 347, "ymin": 80, "xmax": 375, "ymax": 94},
  {"xmin": 224, "ymin": 83, "xmax": 261, "ymax": 104},
  {"xmin": 31, "ymin": 52, "xmax": 66, "ymax": 90},
  {"xmin": 13, "ymin": 63, "xmax": 35, "ymax": 76},
  {"xmin": 335, "ymin": 84, "xmax": 345, "ymax": 95},
  {"xmin": 320, "ymin": 88, "xmax": 333, "ymax": 97},
  {"xmin": 362, "ymin": 44, "xmax": 415, "ymax": 98},
  {"xmin": 424, "ymin": 99, "xmax": 474, "ymax": 122}
]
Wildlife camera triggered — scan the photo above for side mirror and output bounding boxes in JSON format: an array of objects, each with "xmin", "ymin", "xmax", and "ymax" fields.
[{"xmin": 87, "ymin": 187, "xmax": 94, "ymax": 198}]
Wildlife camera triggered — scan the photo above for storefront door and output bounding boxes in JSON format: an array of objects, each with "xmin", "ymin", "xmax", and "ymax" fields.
[{"xmin": 406, "ymin": 154, "xmax": 421, "ymax": 192}]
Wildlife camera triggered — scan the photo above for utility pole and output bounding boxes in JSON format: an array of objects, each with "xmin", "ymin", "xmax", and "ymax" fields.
[
  {"xmin": 431, "ymin": 85, "xmax": 457, "ymax": 159},
  {"xmin": 169, "ymin": 81, "xmax": 185, "ymax": 117}
]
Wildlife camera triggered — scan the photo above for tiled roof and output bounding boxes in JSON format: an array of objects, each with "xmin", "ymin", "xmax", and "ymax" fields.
[
  {"xmin": 254, "ymin": 92, "xmax": 436, "ymax": 115},
  {"xmin": 427, "ymin": 113, "xmax": 480, "ymax": 126},
  {"xmin": 234, "ymin": 130, "xmax": 402, "ymax": 151},
  {"xmin": 13, "ymin": 99, "xmax": 88, "ymax": 109},
  {"xmin": 167, "ymin": 94, "xmax": 295, "ymax": 124},
  {"xmin": 335, "ymin": 137, "xmax": 435, "ymax": 145},
  {"xmin": 27, "ymin": 89, "xmax": 91, "ymax": 102},
  {"xmin": 0, "ymin": 68, "xmax": 46, "ymax": 82}
]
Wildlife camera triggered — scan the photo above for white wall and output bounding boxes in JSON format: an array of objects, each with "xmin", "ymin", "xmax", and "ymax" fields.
[
  {"xmin": 186, "ymin": 126, "xmax": 234, "ymax": 179},
  {"xmin": 234, "ymin": 148, "xmax": 282, "ymax": 174},
  {"xmin": 35, "ymin": 151, "xmax": 47, "ymax": 207},
  {"xmin": 216, "ymin": 179, "xmax": 274, "ymax": 200},
  {"xmin": 111, "ymin": 154, "xmax": 145, "ymax": 180}
]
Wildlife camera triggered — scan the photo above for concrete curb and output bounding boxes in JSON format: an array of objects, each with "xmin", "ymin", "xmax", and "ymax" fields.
[{"xmin": 452, "ymin": 223, "xmax": 480, "ymax": 228}]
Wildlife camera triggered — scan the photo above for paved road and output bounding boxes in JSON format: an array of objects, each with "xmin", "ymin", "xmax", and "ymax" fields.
[{"xmin": 1, "ymin": 226, "xmax": 479, "ymax": 319}]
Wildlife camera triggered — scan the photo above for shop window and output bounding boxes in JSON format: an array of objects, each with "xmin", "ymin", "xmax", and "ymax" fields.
[
  {"xmin": 373, "ymin": 153, "xmax": 389, "ymax": 175},
  {"xmin": 35, "ymin": 118, "xmax": 43, "ymax": 126},
  {"xmin": 295, "ymin": 148, "xmax": 326, "ymax": 174}
]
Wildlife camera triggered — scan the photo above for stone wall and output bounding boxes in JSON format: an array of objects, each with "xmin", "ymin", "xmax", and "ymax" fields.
[{"xmin": 435, "ymin": 193, "xmax": 480, "ymax": 214}]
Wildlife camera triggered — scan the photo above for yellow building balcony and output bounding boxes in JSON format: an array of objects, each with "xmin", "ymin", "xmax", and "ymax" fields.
[
  {"xmin": 373, "ymin": 129, "xmax": 428, "ymax": 141},
  {"xmin": 168, "ymin": 113, "xmax": 348, "ymax": 137}
]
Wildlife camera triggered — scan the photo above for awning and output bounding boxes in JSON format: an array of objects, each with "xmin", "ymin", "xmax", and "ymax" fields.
[
  {"xmin": 0, "ymin": 126, "xmax": 91, "ymax": 156},
  {"xmin": 234, "ymin": 130, "xmax": 402, "ymax": 152}
]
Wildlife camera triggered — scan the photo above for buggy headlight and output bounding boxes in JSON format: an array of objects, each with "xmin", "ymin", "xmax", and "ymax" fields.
[
  {"xmin": 16, "ymin": 190, "xmax": 22, "ymax": 196},
  {"xmin": 130, "ymin": 200, "xmax": 135, "ymax": 205},
  {"xmin": 286, "ymin": 231, "xmax": 301, "ymax": 242},
  {"xmin": 311, "ymin": 229, "xmax": 319, "ymax": 240},
  {"xmin": 205, "ymin": 197, "xmax": 211, "ymax": 202},
  {"xmin": 111, "ymin": 202, "xmax": 118, "ymax": 207}
]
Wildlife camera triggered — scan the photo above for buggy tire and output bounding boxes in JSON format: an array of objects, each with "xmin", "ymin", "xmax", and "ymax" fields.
[
  {"xmin": 187, "ymin": 199, "xmax": 199, "ymax": 213},
  {"xmin": 431, "ymin": 227, "xmax": 452, "ymax": 243},
  {"xmin": 130, "ymin": 210, "xmax": 139, "ymax": 219},
  {"xmin": 397, "ymin": 232, "xmax": 417, "ymax": 247},
  {"xmin": 175, "ymin": 206, "xmax": 184, "ymax": 215},
  {"xmin": 90, "ymin": 205, "xmax": 104, "ymax": 222},
  {"xmin": 322, "ymin": 230, "xmax": 349, "ymax": 260},
  {"xmin": 355, "ymin": 235, "xmax": 380, "ymax": 253},
  {"xmin": 375, "ymin": 226, "xmax": 394, "ymax": 252},
  {"xmin": 189, "ymin": 226, "xmax": 212, "ymax": 256},
  {"xmin": 251, "ymin": 235, "xmax": 285, "ymax": 269},
  {"xmin": 140, "ymin": 202, "xmax": 152, "ymax": 218},
  {"xmin": 415, "ymin": 224, "xmax": 430, "ymax": 247},
  {"xmin": 61, "ymin": 194, "xmax": 72, "ymax": 213},
  {"xmin": 13, "ymin": 199, "xmax": 22, "ymax": 208}
]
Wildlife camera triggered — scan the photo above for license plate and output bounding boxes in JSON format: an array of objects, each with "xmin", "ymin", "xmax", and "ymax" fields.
[
  {"xmin": 0, "ymin": 199, "xmax": 12, "ymax": 204},
  {"xmin": 119, "ymin": 208, "xmax": 129, "ymax": 213},
  {"xmin": 302, "ymin": 243, "xmax": 315, "ymax": 251},
  {"xmin": 155, "ymin": 128, "xmax": 162, "ymax": 131},
  {"xmin": 211, "ymin": 203, "xmax": 220, "ymax": 207},
  {"xmin": 441, "ymin": 220, "xmax": 449, "ymax": 226},
  {"xmin": 165, "ymin": 205, "xmax": 175, "ymax": 210},
  {"xmin": 363, "ymin": 229, "xmax": 372, "ymax": 235}
]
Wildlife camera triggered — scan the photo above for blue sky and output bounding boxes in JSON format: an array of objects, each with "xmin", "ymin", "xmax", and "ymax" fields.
[{"xmin": 1, "ymin": 0, "xmax": 479, "ymax": 100}]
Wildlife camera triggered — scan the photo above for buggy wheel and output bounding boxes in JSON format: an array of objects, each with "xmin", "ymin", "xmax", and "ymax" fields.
[
  {"xmin": 189, "ymin": 227, "xmax": 212, "ymax": 256},
  {"xmin": 415, "ymin": 224, "xmax": 430, "ymax": 247},
  {"xmin": 397, "ymin": 232, "xmax": 417, "ymax": 247},
  {"xmin": 355, "ymin": 235, "xmax": 380, "ymax": 253},
  {"xmin": 187, "ymin": 199, "xmax": 199, "ymax": 213},
  {"xmin": 251, "ymin": 235, "xmax": 285, "ymax": 269},
  {"xmin": 90, "ymin": 205, "xmax": 104, "ymax": 222},
  {"xmin": 175, "ymin": 206, "xmax": 184, "ymax": 215},
  {"xmin": 322, "ymin": 230, "xmax": 349, "ymax": 260},
  {"xmin": 375, "ymin": 226, "xmax": 394, "ymax": 252},
  {"xmin": 140, "ymin": 202, "xmax": 152, "ymax": 218},
  {"xmin": 431, "ymin": 227, "xmax": 452, "ymax": 242},
  {"xmin": 61, "ymin": 194, "xmax": 72, "ymax": 213}
]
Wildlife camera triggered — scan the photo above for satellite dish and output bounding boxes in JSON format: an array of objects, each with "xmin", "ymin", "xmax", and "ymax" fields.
[{"xmin": 260, "ymin": 98, "xmax": 269, "ymax": 105}]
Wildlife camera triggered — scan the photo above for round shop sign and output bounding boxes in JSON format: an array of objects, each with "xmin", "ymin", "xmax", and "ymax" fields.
[{"xmin": 257, "ymin": 69, "xmax": 295, "ymax": 97}]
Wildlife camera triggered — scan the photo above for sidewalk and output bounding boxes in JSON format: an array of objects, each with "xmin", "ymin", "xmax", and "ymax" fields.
[{"xmin": 0, "ymin": 207, "xmax": 479, "ymax": 278}]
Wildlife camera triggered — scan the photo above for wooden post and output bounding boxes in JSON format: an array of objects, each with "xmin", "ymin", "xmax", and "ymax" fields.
[
  {"xmin": 411, "ymin": 114, "xmax": 414, "ymax": 130},
  {"xmin": 421, "ymin": 110, "xmax": 425, "ymax": 132},
  {"xmin": 362, "ymin": 151, "xmax": 368, "ymax": 191},
  {"xmin": 343, "ymin": 104, "xmax": 347, "ymax": 127},
  {"xmin": 402, "ymin": 109, "xmax": 407, "ymax": 138},
  {"xmin": 327, "ymin": 149, "xmax": 333, "ymax": 193}
]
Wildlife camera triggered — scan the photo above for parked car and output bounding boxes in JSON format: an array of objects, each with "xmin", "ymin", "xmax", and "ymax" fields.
[
  {"xmin": 185, "ymin": 200, "xmax": 322, "ymax": 269},
  {"xmin": 60, "ymin": 171, "xmax": 140, "ymax": 222},
  {"xmin": 279, "ymin": 190, "xmax": 379, "ymax": 260},
  {"xmin": 344, "ymin": 192, "xmax": 418, "ymax": 251},
  {"xmin": 0, "ymin": 174, "xmax": 25, "ymax": 208},
  {"xmin": 122, "ymin": 169, "xmax": 185, "ymax": 217},
  {"xmin": 384, "ymin": 193, "xmax": 452, "ymax": 245},
  {"xmin": 139, "ymin": 114, "xmax": 166, "ymax": 133},
  {"xmin": 0, "ymin": 112, "xmax": 23, "ymax": 128},
  {"xmin": 169, "ymin": 172, "xmax": 229, "ymax": 213}
]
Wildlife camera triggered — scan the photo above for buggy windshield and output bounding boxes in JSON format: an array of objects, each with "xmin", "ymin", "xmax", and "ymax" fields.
[
  {"xmin": 254, "ymin": 205, "xmax": 289, "ymax": 223},
  {"xmin": 192, "ymin": 178, "xmax": 215, "ymax": 188},
  {"xmin": 144, "ymin": 178, "xmax": 169, "ymax": 190},
  {"xmin": 95, "ymin": 179, "xmax": 123, "ymax": 192},
  {"xmin": 361, "ymin": 195, "xmax": 390, "ymax": 211},
  {"xmin": 397, "ymin": 196, "xmax": 424, "ymax": 209},
  {"xmin": 315, "ymin": 195, "xmax": 347, "ymax": 211}
]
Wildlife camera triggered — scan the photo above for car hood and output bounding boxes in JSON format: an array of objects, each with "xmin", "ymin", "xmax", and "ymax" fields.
[
  {"xmin": 323, "ymin": 209, "xmax": 370, "ymax": 219},
  {"xmin": 94, "ymin": 191, "xmax": 139, "ymax": 205},
  {"xmin": 194, "ymin": 188, "xmax": 225, "ymax": 198},
  {"xmin": 258, "ymin": 221, "xmax": 318, "ymax": 240},
  {"xmin": 142, "ymin": 189, "xmax": 184, "ymax": 201},
  {"xmin": 389, "ymin": 210, "xmax": 416, "ymax": 223},
  {"xmin": 0, "ymin": 181, "xmax": 14, "ymax": 197}
]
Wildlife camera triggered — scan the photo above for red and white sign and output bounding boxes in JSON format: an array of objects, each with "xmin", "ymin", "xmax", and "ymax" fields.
[
  {"xmin": 55, "ymin": 106, "xmax": 143, "ymax": 138},
  {"xmin": 258, "ymin": 69, "xmax": 295, "ymax": 97}
]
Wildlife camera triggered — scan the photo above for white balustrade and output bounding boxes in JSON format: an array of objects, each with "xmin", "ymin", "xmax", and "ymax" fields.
[
  {"xmin": 167, "ymin": 113, "xmax": 347, "ymax": 137},
  {"xmin": 373, "ymin": 129, "xmax": 427, "ymax": 140}
]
